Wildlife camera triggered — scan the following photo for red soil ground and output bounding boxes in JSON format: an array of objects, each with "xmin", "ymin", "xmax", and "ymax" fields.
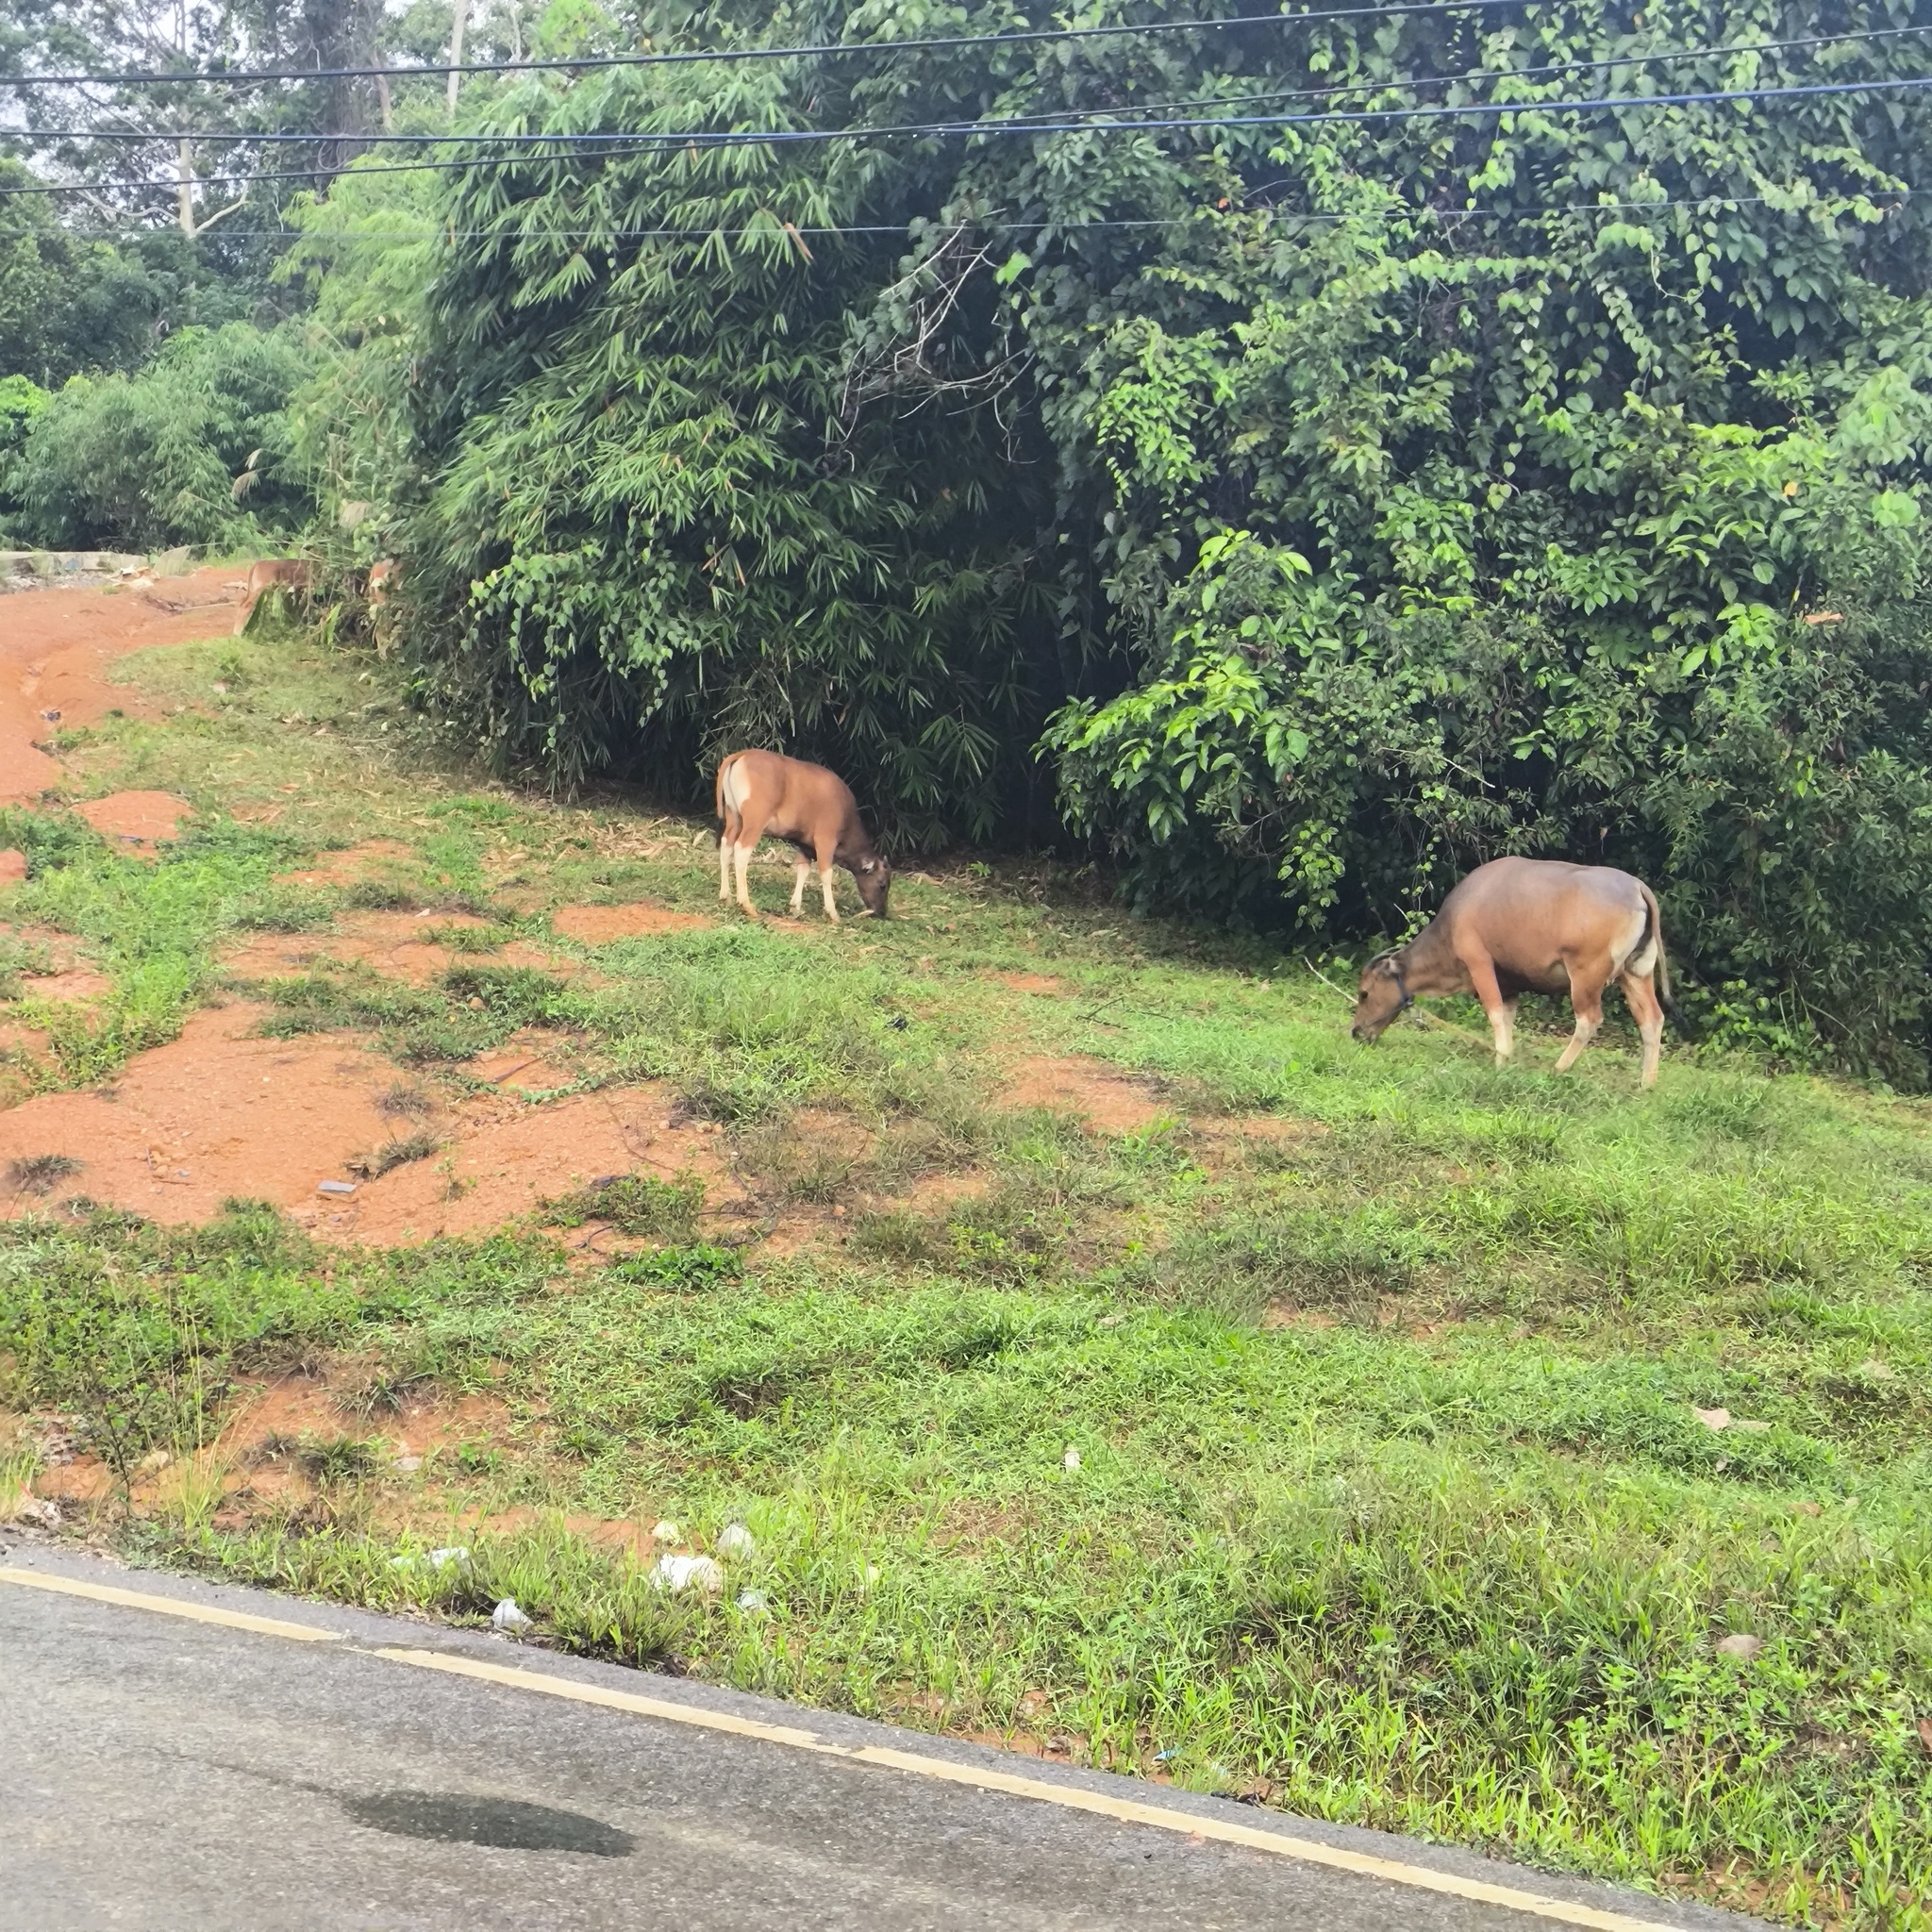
[{"xmin": 1, "ymin": 567, "xmax": 242, "ymax": 803}]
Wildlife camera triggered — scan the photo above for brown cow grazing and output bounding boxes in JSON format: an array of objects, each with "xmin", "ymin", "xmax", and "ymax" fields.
[
  {"xmin": 714, "ymin": 749, "xmax": 891, "ymax": 923},
  {"xmin": 233, "ymin": 558, "xmax": 310, "ymax": 634},
  {"xmin": 1351, "ymin": 858, "xmax": 1676, "ymax": 1087}
]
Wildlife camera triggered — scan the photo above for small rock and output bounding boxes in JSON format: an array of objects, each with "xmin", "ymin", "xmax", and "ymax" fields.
[
  {"xmin": 650, "ymin": 1554, "xmax": 724, "ymax": 1594},
  {"xmin": 393, "ymin": 1455, "xmax": 423, "ymax": 1474},
  {"xmin": 10, "ymin": 1497, "xmax": 59, "ymax": 1530},
  {"xmin": 491, "ymin": 1597, "xmax": 534, "ymax": 1633},
  {"xmin": 1791, "ymin": 1501, "xmax": 1824, "ymax": 1518},
  {"xmin": 1692, "ymin": 1406, "xmax": 1732, "ymax": 1432},
  {"xmin": 1062, "ymin": 1446, "xmax": 1081, "ymax": 1472},
  {"xmin": 39, "ymin": 708, "xmax": 59, "ymax": 722},
  {"xmin": 735, "ymin": 1589, "xmax": 769, "ymax": 1613},
  {"xmin": 716, "ymin": 1523, "xmax": 757, "ymax": 1558},
  {"xmin": 1716, "ymin": 1633, "xmax": 1763, "ymax": 1662},
  {"xmin": 651, "ymin": 1519, "xmax": 681, "ymax": 1544},
  {"xmin": 317, "ymin": 1179, "xmax": 357, "ymax": 1196}
]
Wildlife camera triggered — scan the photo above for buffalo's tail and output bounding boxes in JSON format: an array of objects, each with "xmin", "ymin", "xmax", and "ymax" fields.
[{"xmin": 1638, "ymin": 882, "xmax": 1680, "ymax": 1024}]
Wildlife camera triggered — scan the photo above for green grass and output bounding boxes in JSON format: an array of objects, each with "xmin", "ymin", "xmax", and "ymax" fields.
[{"xmin": 2, "ymin": 625, "xmax": 1930, "ymax": 1926}]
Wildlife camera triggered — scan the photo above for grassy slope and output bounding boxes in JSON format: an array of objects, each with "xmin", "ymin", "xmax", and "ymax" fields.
[{"xmin": 2, "ymin": 624, "xmax": 1929, "ymax": 1929}]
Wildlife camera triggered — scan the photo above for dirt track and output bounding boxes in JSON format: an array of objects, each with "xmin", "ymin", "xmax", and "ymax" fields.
[
  {"xmin": 1, "ymin": 567, "xmax": 244, "ymax": 803},
  {"xmin": 0, "ymin": 575, "xmax": 758, "ymax": 1243}
]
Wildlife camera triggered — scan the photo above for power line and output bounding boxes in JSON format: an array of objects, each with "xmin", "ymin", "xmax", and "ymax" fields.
[
  {"xmin": 0, "ymin": 2, "xmax": 1536, "ymax": 90},
  {"xmin": 16, "ymin": 69, "xmax": 1932, "ymax": 153},
  {"xmin": 25, "ymin": 191, "xmax": 1919, "ymax": 245}
]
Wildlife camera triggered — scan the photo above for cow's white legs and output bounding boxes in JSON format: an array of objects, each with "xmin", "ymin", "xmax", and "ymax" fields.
[
  {"xmin": 733, "ymin": 841, "xmax": 758, "ymax": 917},
  {"xmin": 1465, "ymin": 955, "xmax": 1515, "ymax": 1067},
  {"xmin": 1491, "ymin": 996, "xmax": 1520, "ymax": 1064},
  {"xmin": 718, "ymin": 829, "xmax": 735, "ymax": 903},
  {"xmin": 1621, "ymin": 971, "xmax": 1665, "ymax": 1088},
  {"xmin": 819, "ymin": 865, "xmax": 840, "ymax": 923},
  {"xmin": 1554, "ymin": 983, "xmax": 1605, "ymax": 1073},
  {"xmin": 790, "ymin": 857, "xmax": 810, "ymax": 916}
]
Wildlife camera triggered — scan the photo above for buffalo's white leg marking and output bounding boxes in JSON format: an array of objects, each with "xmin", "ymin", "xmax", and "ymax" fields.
[
  {"xmin": 790, "ymin": 858, "xmax": 810, "ymax": 916},
  {"xmin": 1491, "ymin": 996, "xmax": 1520, "ymax": 1063},
  {"xmin": 733, "ymin": 841, "xmax": 758, "ymax": 916},
  {"xmin": 820, "ymin": 866, "xmax": 840, "ymax": 923}
]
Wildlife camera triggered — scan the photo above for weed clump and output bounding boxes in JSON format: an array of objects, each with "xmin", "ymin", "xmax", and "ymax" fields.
[
  {"xmin": 546, "ymin": 1172, "xmax": 704, "ymax": 1241},
  {"xmin": 6, "ymin": 1153, "xmax": 83, "ymax": 1196},
  {"xmin": 612, "ymin": 1243, "xmax": 741, "ymax": 1291},
  {"xmin": 349, "ymin": 1131, "xmax": 440, "ymax": 1179}
]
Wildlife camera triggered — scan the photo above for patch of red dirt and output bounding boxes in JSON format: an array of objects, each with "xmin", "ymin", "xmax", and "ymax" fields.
[
  {"xmin": 0, "ymin": 1002, "xmax": 397, "ymax": 1224},
  {"xmin": 242, "ymin": 906, "xmax": 581, "ymax": 987},
  {"xmin": 443, "ymin": 1507, "xmax": 659, "ymax": 1564},
  {"xmin": 1000, "ymin": 1055, "xmax": 1170, "ymax": 1134},
  {"xmin": 1, "ymin": 567, "xmax": 242, "ymax": 804},
  {"xmin": 17, "ymin": 967, "xmax": 111, "ymax": 1003},
  {"xmin": 75, "ymin": 790, "xmax": 190, "ymax": 856},
  {"xmin": 306, "ymin": 1083, "xmax": 742, "ymax": 1245},
  {"xmin": 0, "ymin": 850, "xmax": 24, "ymax": 885},
  {"xmin": 470, "ymin": 1030, "xmax": 576, "ymax": 1091},
  {"xmin": 222, "ymin": 1374, "xmax": 510, "ymax": 1463},
  {"xmin": 553, "ymin": 902, "xmax": 712, "ymax": 941},
  {"xmin": 222, "ymin": 912, "xmax": 571, "ymax": 989},
  {"xmin": 275, "ymin": 839, "xmax": 419, "ymax": 889},
  {"xmin": 988, "ymin": 971, "xmax": 1066, "ymax": 996}
]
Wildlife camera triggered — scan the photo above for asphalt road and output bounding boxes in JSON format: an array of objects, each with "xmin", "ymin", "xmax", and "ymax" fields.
[{"xmin": 0, "ymin": 1544, "xmax": 1762, "ymax": 1932}]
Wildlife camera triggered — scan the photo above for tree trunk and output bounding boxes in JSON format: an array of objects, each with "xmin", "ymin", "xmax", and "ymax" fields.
[
  {"xmin": 175, "ymin": 139, "xmax": 196, "ymax": 237},
  {"xmin": 447, "ymin": 0, "xmax": 469, "ymax": 117}
]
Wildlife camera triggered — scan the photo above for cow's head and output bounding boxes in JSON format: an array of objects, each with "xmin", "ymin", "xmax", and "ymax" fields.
[
  {"xmin": 852, "ymin": 851, "xmax": 891, "ymax": 917},
  {"xmin": 1351, "ymin": 950, "xmax": 1411, "ymax": 1042}
]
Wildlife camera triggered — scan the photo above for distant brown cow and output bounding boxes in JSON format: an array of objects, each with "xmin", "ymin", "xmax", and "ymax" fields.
[
  {"xmin": 714, "ymin": 749, "xmax": 891, "ymax": 922},
  {"xmin": 1351, "ymin": 858, "xmax": 1676, "ymax": 1087},
  {"xmin": 233, "ymin": 558, "xmax": 310, "ymax": 634}
]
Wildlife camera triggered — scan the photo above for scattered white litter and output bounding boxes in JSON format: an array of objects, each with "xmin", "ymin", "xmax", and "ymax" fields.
[
  {"xmin": 427, "ymin": 1546, "xmax": 470, "ymax": 1571},
  {"xmin": 316, "ymin": 1179, "xmax": 357, "ymax": 1196},
  {"xmin": 650, "ymin": 1519, "xmax": 681, "ymax": 1544},
  {"xmin": 717, "ymin": 1523, "xmax": 757, "ymax": 1557},
  {"xmin": 735, "ymin": 1590, "xmax": 770, "ymax": 1613},
  {"xmin": 491, "ymin": 1598, "xmax": 534, "ymax": 1633},
  {"xmin": 1062, "ymin": 1446, "xmax": 1082, "ymax": 1472},
  {"xmin": 1716, "ymin": 1633, "xmax": 1764, "ymax": 1662},
  {"xmin": 136, "ymin": 1449, "xmax": 172, "ymax": 1474},
  {"xmin": 862, "ymin": 1564, "xmax": 881, "ymax": 1588},
  {"xmin": 650, "ymin": 1554, "xmax": 724, "ymax": 1594}
]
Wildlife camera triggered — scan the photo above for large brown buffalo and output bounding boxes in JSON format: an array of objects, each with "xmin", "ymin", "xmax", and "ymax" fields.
[{"xmin": 1351, "ymin": 858, "xmax": 1676, "ymax": 1086}]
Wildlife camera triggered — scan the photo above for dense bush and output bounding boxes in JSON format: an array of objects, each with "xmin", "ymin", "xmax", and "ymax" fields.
[
  {"xmin": 296, "ymin": 0, "xmax": 1932, "ymax": 1073},
  {"xmin": 15, "ymin": 322, "xmax": 312, "ymax": 552}
]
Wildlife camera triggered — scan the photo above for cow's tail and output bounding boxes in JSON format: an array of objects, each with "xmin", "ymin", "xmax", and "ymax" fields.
[
  {"xmin": 1637, "ymin": 881, "xmax": 1680, "ymax": 1025},
  {"xmin": 714, "ymin": 753, "xmax": 736, "ymax": 839}
]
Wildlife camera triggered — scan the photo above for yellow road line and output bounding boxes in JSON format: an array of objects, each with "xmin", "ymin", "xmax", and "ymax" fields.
[
  {"xmin": 4, "ymin": 1568, "xmax": 1696, "ymax": 1932},
  {"xmin": 0, "ymin": 1565, "xmax": 346, "ymax": 1642}
]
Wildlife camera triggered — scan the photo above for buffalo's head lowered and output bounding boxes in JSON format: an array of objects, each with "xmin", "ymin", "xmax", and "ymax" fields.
[{"xmin": 1351, "ymin": 951, "xmax": 1410, "ymax": 1042}]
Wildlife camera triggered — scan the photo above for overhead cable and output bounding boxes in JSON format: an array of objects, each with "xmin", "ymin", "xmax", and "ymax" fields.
[
  {"xmin": 15, "ymin": 69, "xmax": 1932, "ymax": 152},
  {"xmin": 0, "ymin": 2, "xmax": 1539, "ymax": 89}
]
